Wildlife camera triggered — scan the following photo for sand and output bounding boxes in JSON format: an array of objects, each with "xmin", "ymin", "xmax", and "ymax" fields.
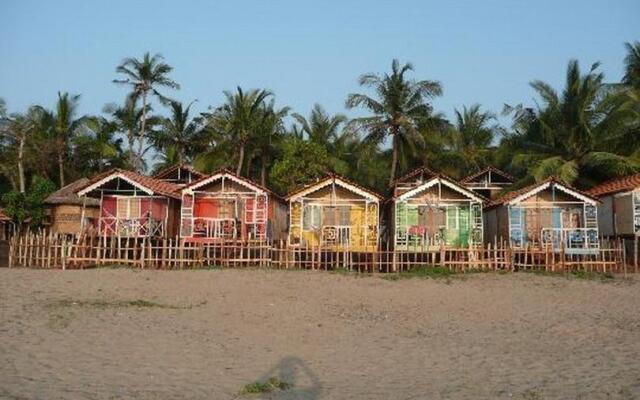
[{"xmin": 1, "ymin": 268, "xmax": 639, "ymax": 400}]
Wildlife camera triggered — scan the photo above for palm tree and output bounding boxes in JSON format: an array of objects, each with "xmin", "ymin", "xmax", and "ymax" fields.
[
  {"xmin": 623, "ymin": 41, "xmax": 640, "ymax": 91},
  {"xmin": 292, "ymin": 104, "xmax": 347, "ymax": 145},
  {"xmin": 292, "ymin": 104, "xmax": 353, "ymax": 175},
  {"xmin": 113, "ymin": 52, "xmax": 179, "ymax": 171},
  {"xmin": 71, "ymin": 117, "xmax": 125, "ymax": 175},
  {"xmin": 49, "ymin": 92, "xmax": 91, "ymax": 187},
  {"xmin": 445, "ymin": 104, "xmax": 496, "ymax": 174},
  {"xmin": 103, "ymin": 98, "xmax": 158, "ymax": 169},
  {"xmin": 250, "ymin": 101, "xmax": 289, "ymax": 185},
  {"xmin": 0, "ymin": 106, "xmax": 44, "ymax": 192},
  {"xmin": 151, "ymin": 100, "xmax": 201, "ymax": 166},
  {"xmin": 346, "ymin": 59, "xmax": 443, "ymax": 185},
  {"xmin": 503, "ymin": 60, "xmax": 638, "ymax": 187},
  {"xmin": 206, "ymin": 87, "xmax": 272, "ymax": 175}
]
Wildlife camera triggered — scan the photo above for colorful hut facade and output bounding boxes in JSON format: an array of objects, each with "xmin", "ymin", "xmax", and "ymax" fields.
[
  {"xmin": 391, "ymin": 169, "xmax": 485, "ymax": 249},
  {"xmin": 286, "ymin": 175, "xmax": 381, "ymax": 251},
  {"xmin": 153, "ymin": 163, "xmax": 206, "ymax": 186},
  {"xmin": 44, "ymin": 178, "xmax": 100, "ymax": 235},
  {"xmin": 76, "ymin": 169, "xmax": 181, "ymax": 238},
  {"xmin": 484, "ymin": 178, "xmax": 600, "ymax": 253},
  {"xmin": 180, "ymin": 170, "xmax": 287, "ymax": 243},
  {"xmin": 587, "ymin": 173, "xmax": 640, "ymax": 238},
  {"xmin": 460, "ymin": 166, "xmax": 514, "ymax": 200}
]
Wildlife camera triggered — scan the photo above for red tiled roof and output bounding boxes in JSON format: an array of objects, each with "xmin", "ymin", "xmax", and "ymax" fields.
[
  {"xmin": 586, "ymin": 173, "xmax": 640, "ymax": 197},
  {"xmin": 0, "ymin": 208, "xmax": 11, "ymax": 222},
  {"xmin": 285, "ymin": 173, "xmax": 383, "ymax": 201},
  {"xmin": 486, "ymin": 177, "xmax": 598, "ymax": 209},
  {"xmin": 460, "ymin": 165, "xmax": 514, "ymax": 184},
  {"xmin": 76, "ymin": 169, "xmax": 182, "ymax": 199},
  {"xmin": 153, "ymin": 163, "xmax": 206, "ymax": 180}
]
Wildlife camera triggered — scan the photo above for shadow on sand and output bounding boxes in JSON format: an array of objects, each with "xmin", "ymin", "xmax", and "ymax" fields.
[{"xmin": 251, "ymin": 356, "xmax": 322, "ymax": 399}]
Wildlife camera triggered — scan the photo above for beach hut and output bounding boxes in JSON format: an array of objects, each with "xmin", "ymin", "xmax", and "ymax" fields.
[
  {"xmin": 460, "ymin": 166, "xmax": 514, "ymax": 200},
  {"xmin": 286, "ymin": 174, "xmax": 381, "ymax": 251},
  {"xmin": 587, "ymin": 173, "xmax": 640, "ymax": 238},
  {"xmin": 390, "ymin": 167, "xmax": 485, "ymax": 249},
  {"xmin": 484, "ymin": 178, "xmax": 600, "ymax": 253},
  {"xmin": 179, "ymin": 169, "xmax": 287, "ymax": 243},
  {"xmin": 76, "ymin": 169, "xmax": 181, "ymax": 238},
  {"xmin": 153, "ymin": 163, "xmax": 206, "ymax": 186},
  {"xmin": 43, "ymin": 178, "xmax": 100, "ymax": 235}
]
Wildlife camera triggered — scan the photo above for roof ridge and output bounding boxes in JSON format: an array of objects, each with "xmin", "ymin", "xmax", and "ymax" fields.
[
  {"xmin": 183, "ymin": 168, "xmax": 283, "ymax": 199},
  {"xmin": 392, "ymin": 174, "xmax": 489, "ymax": 202},
  {"xmin": 285, "ymin": 172, "xmax": 382, "ymax": 200},
  {"xmin": 487, "ymin": 176, "xmax": 597, "ymax": 208},
  {"xmin": 390, "ymin": 166, "xmax": 438, "ymax": 187},
  {"xmin": 460, "ymin": 165, "xmax": 514, "ymax": 184}
]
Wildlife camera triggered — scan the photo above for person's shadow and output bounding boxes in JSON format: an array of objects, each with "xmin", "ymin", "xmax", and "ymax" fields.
[{"xmin": 251, "ymin": 356, "xmax": 322, "ymax": 399}]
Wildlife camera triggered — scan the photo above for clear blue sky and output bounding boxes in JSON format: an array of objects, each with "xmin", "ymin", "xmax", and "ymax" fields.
[{"xmin": 1, "ymin": 0, "xmax": 639, "ymax": 126}]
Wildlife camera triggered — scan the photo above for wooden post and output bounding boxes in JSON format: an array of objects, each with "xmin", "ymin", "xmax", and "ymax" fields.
[
  {"xmin": 634, "ymin": 236, "xmax": 638, "ymax": 274},
  {"xmin": 61, "ymin": 236, "xmax": 67, "ymax": 271}
]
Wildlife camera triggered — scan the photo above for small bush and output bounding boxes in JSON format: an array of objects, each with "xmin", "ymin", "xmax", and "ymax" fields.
[
  {"xmin": 570, "ymin": 270, "xmax": 615, "ymax": 281},
  {"xmin": 382, "ymin": 266, "xmax": 460, "ymax": 281},
  {"xmin": 241, "ymin": 377, "xmax": 292, "ymax": 394},
  {"xmin": 48, "ymin": 298, "xmax": 203, "ymax": 310}
]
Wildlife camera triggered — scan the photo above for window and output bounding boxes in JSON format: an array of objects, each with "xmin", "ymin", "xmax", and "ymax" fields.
[
  {"xmin": 459, "ymin": 206, "xmax": 469, "ymax": 231},
  {"xmin": 116, "ymin": 198, "xmax": 141, "ymax": 218},
  {"xmin": 338, "ymin": 206, "xmax": 350, "ymax": 226},
  {"xmin": 322, "ymin": 206, "xmax": 337, "ymax": 226},
  {"xmin": 302, "ymin": 205, "xmax": 321, "ymax": 230},
  {"xmin": 446, "ymin": 206, "xmax": 458, "ymax": 229}
]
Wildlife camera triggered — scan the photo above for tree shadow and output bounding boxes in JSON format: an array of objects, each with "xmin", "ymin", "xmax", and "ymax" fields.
[{"xmin": 253, "ymin": 356, "xmax": 322, "ymax": 399}]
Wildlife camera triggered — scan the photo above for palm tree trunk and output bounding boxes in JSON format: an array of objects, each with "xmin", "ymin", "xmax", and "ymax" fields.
[
  {"xmin": 58, "ymin": 151, "xmax": 65, "ymax": 188},
  {"xmin": 17, "ymin": 136, "xmax": 25, "ymax": 193},
  {"xmin": 260, "ymin": 155, "xmax": 267, "ymax": 186},
  {"xmin": 127, "ymin": 128, "xmax": 136, "ymax": 168},
  {"xmin": 137, "ymin": 93, "xmax": 148, "ymax": 172},
  {"xmin": 236, "ymin": 143, "xmax": 245, "ymax": 175},
  {"xmin": 389, "ymin": 134, "xmax": 398, "ymax": 186}
]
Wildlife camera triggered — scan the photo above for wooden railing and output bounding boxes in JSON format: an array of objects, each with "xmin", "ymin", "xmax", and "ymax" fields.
[
  {"xmin": 6, "ymin": 231, "xmax": 636, "ymax": 274},
  {"xmin": 541, "ymin": 228, "xmax": 600, "ymax": 251},
  {"xmin": 191, "ymin": 218, "xmax": 237, "ymax": 239},
  {"xmin": 100, "ymin": 217, "xmax": 164, "ymax": 237}
]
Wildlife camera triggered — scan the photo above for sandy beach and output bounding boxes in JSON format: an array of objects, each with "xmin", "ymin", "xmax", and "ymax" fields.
[{"xmin": 1, "ymin": 268, "xmax": 639, "ymax": 400}]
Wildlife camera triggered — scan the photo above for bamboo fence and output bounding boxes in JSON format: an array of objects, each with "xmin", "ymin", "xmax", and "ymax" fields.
[{"xmin": 6, "ymin": 231, "xmax": 634, "ymax": 274}]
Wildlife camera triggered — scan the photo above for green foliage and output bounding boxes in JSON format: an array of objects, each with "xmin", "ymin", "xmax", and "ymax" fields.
[
  {"xmin": 346, "ymin": 59, "xmax": 443, "ymax": 184},
  {"xmin": 1, "ymin": 176, "xmax": 55, "ymax": 228},
  {"xmin": 241, "ymin": 377, "xmax": 292, "ymax": 394},
  {"xmin": 2, "ymin": 48, "xmax": 640, "ymax": 206},
  {"xmin": 202, "ymin": 87, "xmax": 273, "ymax": 175},
  {"xmin": 48, "ymin": 298, "xmax": 204, "ymax": 310},
  {"xmin": 2, "ymin": 191, "xmax": 27, "ymax": 224},
  {"xmin": 114, "ymin": 52, "xmax": 180, "ymax": 172},
  {"xmin": 623, "ymin": 41, "xmax": 640, "ymax": 90},
  {"xmin": 150, "ymin": 100, "xmax": 202, "ymax": 169},
  {"xmin": 26, "ymin": 176, "xmax": 56, "ymax": 226},
  {"xmin": 501, "ymin": 59, "xmax": 640, "ymax": 187},
  {"xmin": 382, "ymin": 266, "xmax": 460, "ymax": 281},
  {"xmin": 269, "ymin": 137, "xmax": 333, "ymax": 194}
]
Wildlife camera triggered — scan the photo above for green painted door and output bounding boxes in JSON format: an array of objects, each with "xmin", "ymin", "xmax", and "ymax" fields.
[{"xmin": 458, "ymin": 205, "xmax": 470, "ymax": 247}]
